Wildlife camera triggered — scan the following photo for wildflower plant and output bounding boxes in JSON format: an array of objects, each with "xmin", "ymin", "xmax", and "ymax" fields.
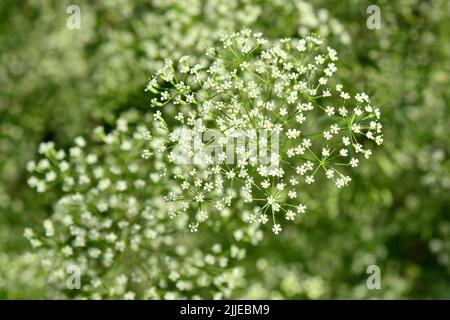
[
  {"xmin": 2, "ymin": 0, "xmax": 448, "ymax": 301},
  {"xmin": 144, "ymin": 29, "xmax": 383, "ymax": 234},
  {"xmin": 26, "ymin": 112, "xmax": 250, "ymax": 299}
]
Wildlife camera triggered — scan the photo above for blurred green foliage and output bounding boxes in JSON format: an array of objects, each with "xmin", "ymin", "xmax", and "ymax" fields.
[{"xmin": 0, "ymin": 0, "xmax": 449, "ymax": 299}]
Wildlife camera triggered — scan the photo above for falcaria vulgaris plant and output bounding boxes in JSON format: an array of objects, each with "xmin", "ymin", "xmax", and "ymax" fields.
[
  {"xmin": 24, "ymin": 28, "xmax": 383, "ymax": 299},
  {"xmin": 26, "ymin": 112, "xmax": 256, "ymax": 299},
  {"xmin": 143, "ymin": 29, "xmax": 383, "ymax": 235}
]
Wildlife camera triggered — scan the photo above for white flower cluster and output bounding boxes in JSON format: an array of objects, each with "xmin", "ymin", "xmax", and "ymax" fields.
[
  {"xmin": 26, "ymin": 113, "xmax": 253, "ymax": 299},
  {"xmin": 144, "ymin": 29, "xmax": 383, "ymax": 234},
  {"xmin": 87, "ymin": 0, "xmax": 351, "ymax": 117},
  {"xmin": 141, "ymin": 0, "xmax": 350, "ymax": 70}
]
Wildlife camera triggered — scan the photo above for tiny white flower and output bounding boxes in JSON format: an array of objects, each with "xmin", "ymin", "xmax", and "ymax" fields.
[{"xmin": 272, "ymin": 224, "xmax": 282, "ymax": 235}]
